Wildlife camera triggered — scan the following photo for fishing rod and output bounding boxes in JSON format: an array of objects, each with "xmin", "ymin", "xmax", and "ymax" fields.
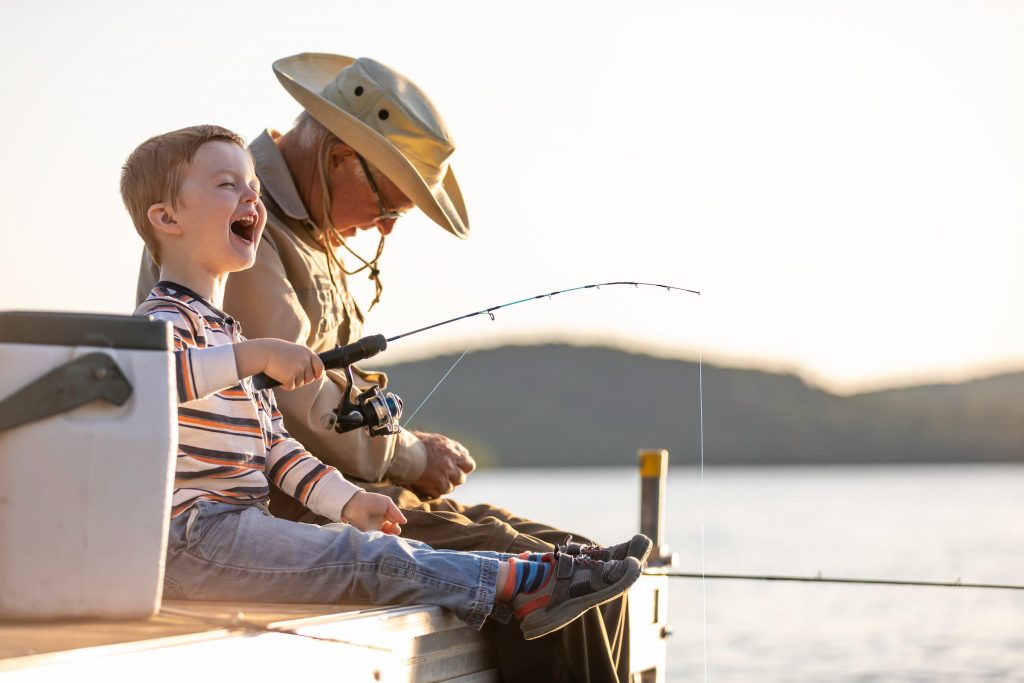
[
  {"xmin": 660, "ymin": 571, "xmax": 1024, "ymax": 591},
  {"xmin": 386, "ymin": 280, "xmax": 700, "ymax": 343},
  {"xmin": 251, "ymin": 281, "xmax": 699, "ymax": 434}
]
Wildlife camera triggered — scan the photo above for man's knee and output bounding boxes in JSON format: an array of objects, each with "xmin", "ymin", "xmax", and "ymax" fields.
[{"xmin": 396, "ymin": 509, "xmax": 521, "ymax": 553}]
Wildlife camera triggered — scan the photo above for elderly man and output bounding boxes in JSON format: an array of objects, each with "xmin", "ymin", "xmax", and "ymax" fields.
[{"xmin": 139, "ymin": 53, "xmax": 639, "ymax": 682}]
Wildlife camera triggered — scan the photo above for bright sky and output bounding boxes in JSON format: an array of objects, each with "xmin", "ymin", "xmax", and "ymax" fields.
[{"xmin": 1, "ymin": 0, "xmax": 1021, "ymax": 393}]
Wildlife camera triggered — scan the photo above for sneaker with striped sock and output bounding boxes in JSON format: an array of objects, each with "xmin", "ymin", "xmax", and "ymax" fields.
[
  {"xmin": 509, "ymin": 553, "xmax": 642, "ymax": 640},
  {"xmin": 497, "ymin": 555, "xmax": 555, "ymax": 603}
]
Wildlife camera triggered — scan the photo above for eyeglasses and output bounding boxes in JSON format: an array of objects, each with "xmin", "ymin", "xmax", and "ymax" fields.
[{"xmin": 356, "ymin": 154, "xmax": 406, "ymax": 221}]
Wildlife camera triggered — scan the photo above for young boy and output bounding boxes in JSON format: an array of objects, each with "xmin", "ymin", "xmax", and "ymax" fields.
[{"xmin": 120, "ymin": 124, "xmax": 647, "ymax": 640}]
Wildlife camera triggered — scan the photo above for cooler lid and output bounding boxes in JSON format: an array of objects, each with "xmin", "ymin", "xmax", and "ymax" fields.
[{"xmin": 0, "ymin": 312, "xmax": 171, "ymax": 351}]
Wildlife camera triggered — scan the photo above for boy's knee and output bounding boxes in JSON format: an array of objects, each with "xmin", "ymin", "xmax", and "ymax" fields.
[{"xmin": 379, "ymin": 555, "xmax": 416, "ymax": 579}]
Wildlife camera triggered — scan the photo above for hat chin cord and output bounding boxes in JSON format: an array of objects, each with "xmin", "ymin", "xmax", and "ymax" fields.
[{"xmin": 317, "ymin": 140, "xmax": 386, "ymax": 311}]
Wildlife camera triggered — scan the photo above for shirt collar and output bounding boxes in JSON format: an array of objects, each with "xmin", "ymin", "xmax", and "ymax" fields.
[
  {"xmin": 154, "ymin": 280, "xmax": 233, "ymax": 323},
  {"xmin": 250, "ymin": 129, "xmax": 313, "ymax": 223}
]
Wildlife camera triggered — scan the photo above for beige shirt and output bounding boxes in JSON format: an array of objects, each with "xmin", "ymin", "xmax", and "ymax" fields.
[{"xmin": 137, "ymin": 129, "xmax": 427, "ymax": 484}]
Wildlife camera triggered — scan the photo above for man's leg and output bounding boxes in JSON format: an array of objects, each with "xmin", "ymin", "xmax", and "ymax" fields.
[
  {"xmin": 484, "ymin": 595, "xmax": 630, "ymax": 682},
  {"xmin": 359, "ymin": 482, "xmax": 597, "ymax": 552},
  {"xmin": 270, "ymin": 483, "xmax": 592, "ymax": 551},
  {"xmin": 441, "ymin": 499, "xmax": 597, "ymax": 547}
]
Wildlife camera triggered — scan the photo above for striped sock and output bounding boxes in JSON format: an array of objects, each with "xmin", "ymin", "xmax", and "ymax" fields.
[
  {"xmin": 517, "ymin": 551, "xmax": 548, "ymax": 562},
  {"xmin": 499, "ymin": 556, "xmax": 554, "ymax": 602}
]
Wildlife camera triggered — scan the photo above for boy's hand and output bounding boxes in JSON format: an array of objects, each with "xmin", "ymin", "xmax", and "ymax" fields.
[
  {"xmin": 342, "ymin": 491, "xmax": 408, "ymax": 535},
  {"xmin": 235, "ymin": 339, "xmax": 324, "ymax": 390}
]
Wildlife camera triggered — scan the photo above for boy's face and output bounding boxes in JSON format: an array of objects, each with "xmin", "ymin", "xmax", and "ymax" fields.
[{"xmin": 161, "ymin": 140, "xmax": 266, "ymax": 275}]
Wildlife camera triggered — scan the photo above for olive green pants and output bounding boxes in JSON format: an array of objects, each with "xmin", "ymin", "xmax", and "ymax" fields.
[{"xmin": 270, "ymin": 483, "xmax": 631, "ymax": 683}]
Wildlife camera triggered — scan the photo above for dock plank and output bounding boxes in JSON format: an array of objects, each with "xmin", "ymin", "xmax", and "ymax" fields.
[
  {"xmin": 1, "ymin": 576, "xmax": 667, "ymax": 681},
  {"xmin": 0, "ymin": 600, "xmax": 368, "ymax": 660},
  {"xmin": 0, "ymin": 600, "xmax": 494, "ymax": 681}
]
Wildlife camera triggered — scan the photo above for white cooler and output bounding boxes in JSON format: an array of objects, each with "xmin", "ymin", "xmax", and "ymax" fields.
[{"xmin": 0, "ymin": 312, "xmax": 176, "ymax": 620}]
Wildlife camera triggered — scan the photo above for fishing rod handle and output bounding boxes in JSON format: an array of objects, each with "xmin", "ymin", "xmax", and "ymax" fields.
[{"xmin": 251, "ymin": 334, "xmax": 388, "ymax": 391}]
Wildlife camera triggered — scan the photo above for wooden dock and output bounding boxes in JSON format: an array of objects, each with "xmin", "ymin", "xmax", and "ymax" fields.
[{"xmin": 0, "ymin": 575, "xmax": 668, "ymax": 682}]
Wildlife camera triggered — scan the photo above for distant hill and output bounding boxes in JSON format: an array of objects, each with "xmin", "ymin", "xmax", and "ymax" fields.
[{"xmin": 377, "ymin": 344, "xmax": 1024, "ymax": 467}]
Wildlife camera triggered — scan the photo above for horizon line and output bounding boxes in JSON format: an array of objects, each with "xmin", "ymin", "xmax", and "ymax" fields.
[{"xmin": 375, "ymin": 332, "xmax": 1024, "ymax": 397}]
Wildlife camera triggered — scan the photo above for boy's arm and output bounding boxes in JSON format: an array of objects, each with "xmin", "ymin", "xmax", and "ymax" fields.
[
  {"xmin": 140, "ymin": 302, "xmax": 325, "ymax": 404},
  {"xmin": 140, "ymin": 304, "xmax": 239, "ymax": 403},
  {"xmin": 265, "ymin": 399, "xmax": 362, "ymax": 522},
  {"xmin": 136, "ymin": 241, "xmax": 428, "ymax": 482},
  {"xmin": 234, "ymin": 338, "xmax": 324, "ymax": 391},
  {"xmin": 222, "ymin": 233, "xmax": 428, "ymax": 484}
]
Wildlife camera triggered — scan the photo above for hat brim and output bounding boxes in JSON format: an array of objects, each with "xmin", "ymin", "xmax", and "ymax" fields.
[{"xmin": 273, "ymin": 53, "xmax": 469, "ymax": 239}]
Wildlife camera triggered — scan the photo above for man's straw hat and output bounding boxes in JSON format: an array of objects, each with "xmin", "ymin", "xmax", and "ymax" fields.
[{"xmin": 273, "ymin": 53, "xmax": 468, "ymax": 238}]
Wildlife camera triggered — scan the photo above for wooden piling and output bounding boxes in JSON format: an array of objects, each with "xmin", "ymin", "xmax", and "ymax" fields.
[{"xmin": 638, "ymin": 448, "xmax": 670, "ymax": 566}]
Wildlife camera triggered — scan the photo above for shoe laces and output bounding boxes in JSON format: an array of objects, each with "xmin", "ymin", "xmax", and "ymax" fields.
[
  {"xmin": 560, "ymin": 534, "xmax": 607, "ymax": 559},
  {"xmin": 569, "ymin": 554, "xmax": 603, "ymax": 569}
]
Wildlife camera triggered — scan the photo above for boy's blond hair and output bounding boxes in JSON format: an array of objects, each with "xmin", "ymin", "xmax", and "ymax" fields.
[{"xmin": 120, "ymin": 125, "xmax": 247, "ymax": 265}]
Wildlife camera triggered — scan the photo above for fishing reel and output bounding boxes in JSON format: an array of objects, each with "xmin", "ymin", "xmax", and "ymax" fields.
[
  {"xmin": 252, "ymin": 334, "xmax": 401, "ymax": 437},
  {"xmin": 323, "ymin": 365, "xmax": 403, "ymax": 437}
]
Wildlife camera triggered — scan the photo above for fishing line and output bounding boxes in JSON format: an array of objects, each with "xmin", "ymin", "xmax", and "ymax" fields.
[
  {"xmin": 698, "ymin": 349, "xmax": 709, "ymax": 683},
  {"xmin": 660, "ymin": 572, "xmax": 1024, "ymax": 591},
  {"xmin": 402, "ymin": 344, "xmax": 474, "ymax": 430}
]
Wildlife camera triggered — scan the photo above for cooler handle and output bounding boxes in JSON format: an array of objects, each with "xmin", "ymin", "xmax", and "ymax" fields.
[{"xmin": 0, "ymin": 352, "xmax": 134, "ymax": 432}]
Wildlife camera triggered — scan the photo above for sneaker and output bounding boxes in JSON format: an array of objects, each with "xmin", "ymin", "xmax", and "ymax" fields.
[
  {"xmin": 560, "ymin": 533, "xmax": 653, "ymax": 566},
  {"xmin": 511, "ymin": 553, "xmax": 642, "ymax": 640}
]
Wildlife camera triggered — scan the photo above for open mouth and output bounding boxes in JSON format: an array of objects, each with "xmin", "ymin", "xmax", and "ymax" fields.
[{"xmin": 230, "ymin": 214, "xmax": 257, "ymax": 244}]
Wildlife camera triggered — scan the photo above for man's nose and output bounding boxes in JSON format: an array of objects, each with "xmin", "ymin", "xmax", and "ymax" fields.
[{"xmin": 375, "ymin": 218, "xmax": 398, "ymax": 236}]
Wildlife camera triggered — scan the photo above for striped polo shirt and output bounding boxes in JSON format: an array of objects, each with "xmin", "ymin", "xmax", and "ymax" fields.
[{"xmin": 135, "ymin": 281, "xmax": 361, "ymax": 519}]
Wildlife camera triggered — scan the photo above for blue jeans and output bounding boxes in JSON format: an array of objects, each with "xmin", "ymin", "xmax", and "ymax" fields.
[{"xmin": 164, "ymin": 500, "xmax": 509, "ymax": 629}]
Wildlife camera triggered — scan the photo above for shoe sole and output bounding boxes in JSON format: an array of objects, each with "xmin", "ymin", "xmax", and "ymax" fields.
[{"xmin": 519, "ymin": 556, "xmax": 642, "ymax": 640}]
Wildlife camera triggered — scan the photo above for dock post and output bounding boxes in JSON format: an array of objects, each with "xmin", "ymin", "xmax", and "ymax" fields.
[
  {"xmin": 631, "ymin": 449, "xmax": 673, "ymax": 683},
  {"xmin": 638, "ymin": 448, "xmax": 675, "ymax": 567}
]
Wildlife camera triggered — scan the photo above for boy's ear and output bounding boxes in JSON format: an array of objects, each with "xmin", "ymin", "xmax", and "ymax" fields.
[{"xmin": 147, "ymin": 202, "xmax": 183, "ymax": 237}]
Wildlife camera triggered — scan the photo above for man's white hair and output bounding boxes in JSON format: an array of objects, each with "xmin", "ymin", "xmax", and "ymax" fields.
[{"xmin": 293, "ymin": 111, "xmax": 341, "ymax": 152}]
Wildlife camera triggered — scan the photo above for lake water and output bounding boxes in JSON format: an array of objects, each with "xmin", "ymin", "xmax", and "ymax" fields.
[{"xmin": 455, "ymin": 465, "xmax": 1024, "ymax": 682}]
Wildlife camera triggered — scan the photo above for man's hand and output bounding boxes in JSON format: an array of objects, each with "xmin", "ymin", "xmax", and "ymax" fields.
[
  {"xmin": 408, "ymin": 431, "xmax": 477, "ymax": 500},
  {"xmin": 341, "ymin": 491, "xmax": 407, "ymax": 535}
]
